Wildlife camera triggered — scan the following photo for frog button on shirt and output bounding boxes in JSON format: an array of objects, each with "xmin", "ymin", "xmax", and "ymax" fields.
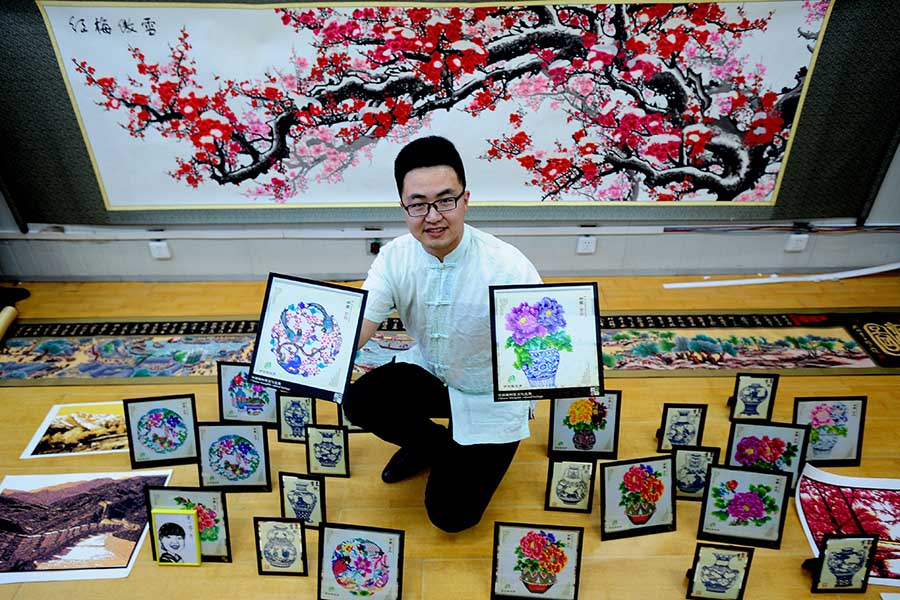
[{"xmin": 362, "ymin": 224, "xmax": 542, "ymax": 445}]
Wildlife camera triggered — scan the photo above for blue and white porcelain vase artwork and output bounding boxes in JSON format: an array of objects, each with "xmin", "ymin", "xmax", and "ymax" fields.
[
  {"xmin": 667, "ymin": 410, "xmax": 698, "ymax": 446},
  {"xmin": 811, "ymin": 431, "xmax": 840, "ymax": 457},
  {"xmin": 521, "ymin": 348, "xmax": 560, "ymax": 388},
  {"xmin": 826, "ymin": 547, "xmax": 867, "ymax": 587},
  {"xmin": 738, "ymin": 383, "xmax": 767, "ymax": 416},
  {"xmin": 314, "ymin": 431, "xmax": 342, "ymax": 467},
  {"xmin": 676, "ymin": 453, "xmax": 707, "ymax": 494},
  {"xmin": 555, "ymin": 465, "xmax": 588, "ymax": 505},
  {"xmin": 283, "ymin": 399, "xmax": 311, "ymax": 438},
  {"xmin": 700, "ymin": 553, "xmax": 739, "ymax": 593},
  {"xmin": 263, "ymin": 524, "xmax": 297, "ymax": 568},
  {"xmin": 287, "ymin": 481, "xmax": 318, "ymax": 521}
]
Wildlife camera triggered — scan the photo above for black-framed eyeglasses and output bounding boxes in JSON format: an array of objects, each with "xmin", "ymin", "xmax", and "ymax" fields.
[{"xmin": 401, "ymin": 190, "xmax": 465, "ymax": 217}]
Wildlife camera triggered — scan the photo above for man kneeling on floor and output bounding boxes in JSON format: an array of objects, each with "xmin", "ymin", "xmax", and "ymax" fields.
[{"xmin": 342, "ymin": 136, "xmax": 542, "ymax": 533}]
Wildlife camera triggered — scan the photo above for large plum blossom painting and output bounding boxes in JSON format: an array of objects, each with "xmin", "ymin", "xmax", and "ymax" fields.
[
  {"xmin": 39, "ymin": 1, "xmax": 831, "ymax": 209},
  {"xmin": 796, "ymin": 465, "xmax": 900, "ymax": 587}
]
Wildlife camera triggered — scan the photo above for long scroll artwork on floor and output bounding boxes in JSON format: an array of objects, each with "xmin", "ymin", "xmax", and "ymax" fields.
[
  {"xmin": 1, "ymin": 310, "xmax": 898, "ymax": 385},
  {"xmin": 38, "ymin": 1, "xmax": 831, "ymax": 209}
]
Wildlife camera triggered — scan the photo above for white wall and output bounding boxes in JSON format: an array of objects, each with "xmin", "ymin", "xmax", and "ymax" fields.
[
  {"xmin": 2, "ymin": 145, "xmax": 898, "ymax": 282},
  {"xmin": 0, "ymin": 224, "xmax": 897, "ymax": 281}
]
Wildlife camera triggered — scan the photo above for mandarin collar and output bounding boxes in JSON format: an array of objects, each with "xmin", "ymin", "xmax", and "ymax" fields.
[{"xmin": 424, "ymin": 224, "xmax": 470, "ymax": 267}]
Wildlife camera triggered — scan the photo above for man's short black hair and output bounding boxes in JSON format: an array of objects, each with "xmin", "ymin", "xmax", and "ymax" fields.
[
  {"xmin": 159, "ymin": 522, "xmax": 186, "ymax": 538},
  {"xmin": 394, "ymin": 136, "xmax": 466, "ymax": 197}
]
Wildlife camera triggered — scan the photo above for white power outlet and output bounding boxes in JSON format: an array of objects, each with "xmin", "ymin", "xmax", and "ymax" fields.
[
  {"xmin": 784, "ymin": 233, "xmax": 809, "ymax": 253},
  {"xmin": 148, "ymin": 240, "xmax": 172, "ymax": 260},
  {"xmin": 576, "ymin": 235, "xmax": 597, "ymax": 255}
]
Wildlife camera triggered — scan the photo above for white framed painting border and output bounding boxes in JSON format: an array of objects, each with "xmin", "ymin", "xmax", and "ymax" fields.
[{"xmin": 489, "ymin": 282, "xmax": 602, "ymax": 402}]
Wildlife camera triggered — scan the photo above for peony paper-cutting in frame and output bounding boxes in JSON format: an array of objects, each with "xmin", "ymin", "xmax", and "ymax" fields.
[
  {"xmin": 145, "ymin": 485, "xmax": 232, "ymax": 562},
  {"xmin": 490, "ymin": 282, "xmax": 602, "ymax": 402},
  {"xmin": 491, "ymin": 522, "xmax": 584, "ymax": 600}
]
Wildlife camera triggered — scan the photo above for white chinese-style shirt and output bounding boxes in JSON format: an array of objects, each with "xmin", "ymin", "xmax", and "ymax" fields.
[{"xmin": 362, "ymin": 224, "xmax": 542, "ymax": 445}]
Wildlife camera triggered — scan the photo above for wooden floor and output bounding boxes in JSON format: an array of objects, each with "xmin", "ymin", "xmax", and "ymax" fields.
[{"xmin": 1, "ymin": 274, "xmax": 898, "ymax": 599}]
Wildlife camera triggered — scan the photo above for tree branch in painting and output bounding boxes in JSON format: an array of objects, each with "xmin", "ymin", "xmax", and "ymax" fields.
[{"xmin": 72, "ymin": 2, "xmax": 829, "ymax": 203}]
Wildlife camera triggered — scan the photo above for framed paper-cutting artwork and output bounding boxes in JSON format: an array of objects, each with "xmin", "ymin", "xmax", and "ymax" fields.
[
  {"xmin": 545, "ymin": 460, "xmax": 595, "ymax": 513},
  {"xmin": 698, "ymin": 465, "xmax": 789, "ymax": 549},
  {"xmin": 673, "ymin": 446, "xmax": 721, "ymax": 502},
  {"xmin": 686, "ymin": 543, "xmax": 754, "ymax": 600},
  {"xmin": 725, "ymin": 421, "xmax": 809, "ymax": 492},
  {"xmin": 306, "ymin": 424, "xmax": 350, "ymax": 478},
  {"xmin": 792, "ymin": 396, "xmax": 866, "ymax": 467},
  {"xmin": 491, "ymin": 522, "xmax": 583, "ymax": 599},
  {"xmin": 217, "ymin": 361, "xmax": 278, "ymax": 427},
  {"xmin": 548, "ymin": 392, "xmax": 621, "ymax": 461},
  {"xmin": 254, "ymin": 517, "xmax": 308, "ymax": 577},
  {"xmin": 276, "ymin": 392, "xmax": 317, "ymax": 443},
  {"xmin": 729, "ymin": 373, "xmax": 779, "ymax": 421},
  {"xmin": 657, "ymin": 403, "xmax": 707, "ymax": 452},
  {"xmin": 317, "ymin": 523, "xmax": 404, "ymax": 600},
  {"xmin": 489, "ymin": 282, "xmax": 602, "ymax": 402},
  {"xmin": 145, "ymin": 486, "xmax": 231, "ymax": 563},
  {"xmin": 197, "ymin": 422, "xmax": 271, "ymax": 492},
  {"xmin": 807, "ymin": 534, "xmax": 878, "ymax": 593},
  {"xmin": 250, "ymin": 273, "xmax": 367, "ymax": 404},
  {"xmin": 151, "ymin": 508, "xmax": 202, "ymax": 566},
  {"xmin": 123, "ymin": 394, "xmax": 198, "ymax": 469},
  {"xmin": 600, "ymin": 455, "xmax": 676, "ymax": 540},
  {"xmin": 279, "ymin": 471, "xmax": 326, "ymax": 528}
]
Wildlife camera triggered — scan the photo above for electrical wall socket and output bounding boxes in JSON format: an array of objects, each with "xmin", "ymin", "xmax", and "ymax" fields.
[
  {"xmin": 576, "ymin": 235, "xmax": 597, "ymax": 255},
  {"xmin": 148, "ymin": 240, "xmax": 172, "ymax": 260},
  {"xmin": 784, "ymin": 233, "xmax": 809, "ymax": 253}
]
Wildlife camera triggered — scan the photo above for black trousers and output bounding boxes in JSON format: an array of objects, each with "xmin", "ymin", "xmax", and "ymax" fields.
[{"xmin": 342, "ymin": 360, "xmax": 519, "ymax": 533}]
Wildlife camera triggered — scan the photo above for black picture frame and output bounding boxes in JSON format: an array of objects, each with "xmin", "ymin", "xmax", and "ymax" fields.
[
  {"xmin": 253, "ymin": 517, "xmax": 308, "ymax": 577},
  {"xmin": 599, "ymin": 455, "xmax": 677, "ymax": 540},
  {"xmin": 657, "ymin": 403, "xmax": 708, "ymax": 452},
  {"xmin": 317, "ymin": 522, "xmax": 405, "ymax": 600},
  {"xmin": 725, "ymin": 420, "xmax": 810, "ymax": 493},
  {"xmin": 337, "ymin": 403, "xmax": 366, "ymax": 433},
  {"xmin": 217, "ymin": 361, "xmax": 278, "ymax": 427},
  {"xmin": 545, "ymin": 460, "xmax": 595, "ymax": 513},
  {"xmin": 276, "ymin": 392, "xmax": 317, "ymax": 443},
  {"xmin": 547, "ymin": 391, "xmax": 621, "ymax": 461},
  {"xmin": 489, "ymin": 282, "xmax": 603, "ymax": 402},
  {"xmin": 279, "ymin": 471, "xmax": 326, "ymax": 528},
  {"xmin": 697, "ymin": 465, "xmax": 790, "ymax": 550},
  {"xmin": 122, "ymin": 393, "xmax": 198, "ymax": 469},
  {"xmin": 305, "ymin": 424, "xmax": 350, "ymax": 478},
  {"xmin": 792, "ymin": 396, "xmax": 867, "ymax": 467},
  {"xmin": 686, "ymin": 542, "xmax": 755, "ymax": 599},
  {"xmin": 145, "ymin": 485, "xmax": 233, "ymax": 563},
  {"xmin": 249, "ymin": 273, "xmax": 368, "ymax": 403},
  {"xmin": 490, "ymin": 521, "xmax": 584, "ymax": 599},
  {"xmin": 196, "ymin": 422, "xmax": 272, "ymax": 492},
  {"xmin": 729, "ymin": 373, "xmax": 779, "ymax": 422},
  {"xmin": 809, "ymin": 534, "xmax": 878, "ymax": 593},
  {"xmin": 673, "ymin": 445, "xmax": 721, "ymax": 502}
]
